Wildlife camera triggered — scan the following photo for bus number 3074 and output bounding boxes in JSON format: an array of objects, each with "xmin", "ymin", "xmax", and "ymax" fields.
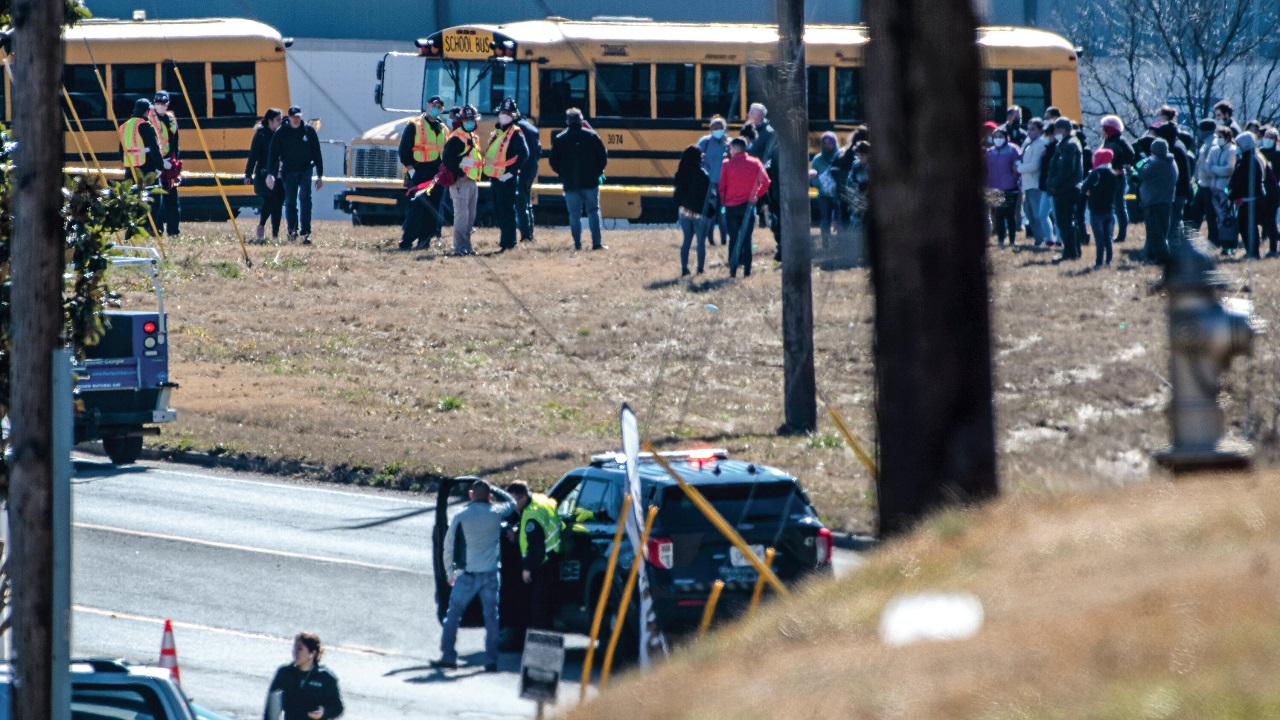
[{"xmin": 606, "ymin": 133, "xmax": 624, "ymax": 145}]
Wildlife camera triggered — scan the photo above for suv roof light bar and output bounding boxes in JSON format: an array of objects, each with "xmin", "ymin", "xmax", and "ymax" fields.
[{"xmin": 589, "ymin": 448, "xmax": 728, "ymax": 467}]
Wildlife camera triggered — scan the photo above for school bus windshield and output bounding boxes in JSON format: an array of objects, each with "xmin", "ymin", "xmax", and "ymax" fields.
[{"xmin": 423, "ymin": 59, "xmax": 530, "ymax": 116}]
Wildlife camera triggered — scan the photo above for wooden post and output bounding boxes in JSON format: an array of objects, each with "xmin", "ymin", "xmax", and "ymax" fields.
[
  {"xmin": 864, "ymin": 0, "xmax": 998, "ymax": 536},
  {"xmin": 776, "ymin": 0, "xmax": 817, "ymax": 434},
  {"xmin": 9, "ymin": 0, "xmax": 67, "ymax": 716}
]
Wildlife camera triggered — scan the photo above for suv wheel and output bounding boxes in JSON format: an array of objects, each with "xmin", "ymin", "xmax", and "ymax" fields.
[{"xmin": 103, "ymin": 436, "xmax": 144, "ymax": 465}]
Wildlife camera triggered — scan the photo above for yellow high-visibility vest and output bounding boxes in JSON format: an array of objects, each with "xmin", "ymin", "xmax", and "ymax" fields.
[
  {"xmin": 518, "ymin": 494, "xmax": 563, "ymax": 559},
  {"xmin": 450, "ymin": 129, "xmax": 483, "ymax": 181},
  {"xmin": 409, "ymin": 116, "xmax": 446, "ymax": 163},
  {"xmin": 147, "ymin": 109, "xmax": 172, "ymax": 157},
  {"xmin": 119, "ymin": 117, "xmax": 148, "ymax": 168},
  {"xmin": 482, "ymin": 125, "xmax": 522, "ymax": 178}
]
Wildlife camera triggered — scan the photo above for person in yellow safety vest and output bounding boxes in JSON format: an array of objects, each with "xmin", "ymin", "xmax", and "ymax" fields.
[
  {"xmin": 120, "ymin": 98, "xmax": 166, "ymax": 175},
  {"xmin": 441, "ymin": 104, "xmax": 484, "ymax": 256},
  {"xmin": 484, "ymin": 97, "xmax": 530, "ymax": 253},
  {"xmin": 397, "ymin": 95, "xmax": 449, "ymax": 251},
  {"xmin": 147, "ymin": 92, "xmax": 181, "ymax": 236},
  {"xmin": 503, "ymin": 481, "xmax": 564, "ymax": 651}
]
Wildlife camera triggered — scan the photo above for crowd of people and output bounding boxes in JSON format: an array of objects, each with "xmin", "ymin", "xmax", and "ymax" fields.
[{"xmin": 985, "ymin": 100, "xmax": 1280, "ymax": 268}]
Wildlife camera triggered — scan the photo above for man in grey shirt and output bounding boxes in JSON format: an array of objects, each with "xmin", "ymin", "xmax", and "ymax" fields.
[{"xmin": 432, "ymin": 479, "xmax": 515, "ymax": 672}]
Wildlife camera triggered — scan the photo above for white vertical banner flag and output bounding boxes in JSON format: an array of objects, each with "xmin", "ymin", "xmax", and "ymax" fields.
[{"xmin": 620, "ymin": 403, "xmax": 668, "ymax": 667}]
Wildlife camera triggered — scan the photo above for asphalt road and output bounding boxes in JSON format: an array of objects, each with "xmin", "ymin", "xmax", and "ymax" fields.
[{"xmin": 71, "ymin": 455, "xmax": 864, "ymax": 719}]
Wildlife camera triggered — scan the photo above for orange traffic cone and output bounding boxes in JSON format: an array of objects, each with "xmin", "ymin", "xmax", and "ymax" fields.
[{"xmin": 159, "ymin": 619, "xmax": 181, "ymax": 684}]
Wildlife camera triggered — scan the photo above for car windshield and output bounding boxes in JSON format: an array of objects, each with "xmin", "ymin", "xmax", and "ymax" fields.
[
  {"xmin": 422, "ymin": 60, "xmax": 529, "ymax": 115},
  {"xmin": 658, "ymin": 481, "xmax": 810, "ymax": 532}
]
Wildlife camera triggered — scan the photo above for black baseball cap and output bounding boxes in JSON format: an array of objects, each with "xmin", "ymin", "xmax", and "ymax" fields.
[
  {"xmin": 427, "ymin": 95, "xmax": 444, "ymax": 106},
  {"xmin": 288, "ymin": 106, "xmax": 303, "ymax": 117}
]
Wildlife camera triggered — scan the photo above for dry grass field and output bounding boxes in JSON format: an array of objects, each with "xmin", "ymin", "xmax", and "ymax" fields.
[
  {"xmin": 570, "ymin": 470, "xmax": 1280, "ymax": 720},
  {"xmin": 116, "ymin": 218, "xmax": 1280, "ymax": 533}
]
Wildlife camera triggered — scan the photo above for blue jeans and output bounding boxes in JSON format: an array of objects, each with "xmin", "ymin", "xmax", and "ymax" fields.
[
  {"xmin": 1089, "ymin": 212, "xmax": 1115, "ymax": 265},
  {"xmin": 439, "ymin": 571, "xmax": 500, "ymax": 666},
  {"xmin": 1030, "ymin": 189, "xmax": 1056, "ymax": 245},
  {"xmin": 282, "ymin": 170, "xmax": 313, "ymax": 237},
  {"xmin": 678, "ymin": 213, "xmax": 706, "ymax": 272},
  {"xmin": 564, "ymin": 187, "xmax": 602, "ymax": 248},
  {"xmin": 1113, "ymin": 174, "xmax": 1128, "ymax": 242}
]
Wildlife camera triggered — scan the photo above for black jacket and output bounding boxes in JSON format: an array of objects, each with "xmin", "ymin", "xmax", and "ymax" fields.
[
  {"xmin": 441, "ymin": 130, "xmax": 480, "ymax": 180},
  {"xmin": 245, "ymin": 126, "xmax": 275, "ymax": 180},
  {"xmin": 517, "ymin": 118, "xmax": 542, "ymax": 176},
  {"xmin": 1038, "ymin": 139, "xmax": 1057, "ymax": 191},
  {"xmin": 397, "ymin": 114, "xmax": 447, "ymax": 175},
  {"xmin": 264, "ymin": 663, "xmax": 344, "ymax": 720},
  {"xmin": 1103, "ymin": 134, "xmax": 1135, "ymax": 170},
  {"xmin": 1081, "ymin": 167, "xmax": 1119, "ymax": 215},
  {"xmin": 122, "ymin": 114, "xmax": 166, "ymax": 175},
  {"xmin": 1229, "ymin": 151, "xmax": 1267, "ymax": 203},
  {"xmin": 673, "ymin": 147, "xmax": 711, "ymax": 214},
  {"xmin": 487, "ymin": 122, "xmax": 530, "ymax": 184},
  {"xmin": 549, "ymin": 123, "xmax": 608, "ymax": 191},
  {"xmin": 267, "ymin": 122, "xmax": 324, "ymax": 176},
  {"xmin": 1047, "ymin": 137, "xmax": 1083, "ymax": 195},
  {"xmin": 747, "ymin": 119, "xmax": 778, "ymax": 170}
]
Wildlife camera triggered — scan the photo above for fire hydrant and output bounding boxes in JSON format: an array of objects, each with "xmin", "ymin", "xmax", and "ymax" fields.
[{"xmin": 1153, "ymin": 238, "xmax": 1258, "ymax": 471}]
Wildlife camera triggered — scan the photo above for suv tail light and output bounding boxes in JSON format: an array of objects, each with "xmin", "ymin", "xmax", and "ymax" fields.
[
  {"xmin": 646, "ymin": 537, "xmax": 674, "ymax": 569},
  {"xmin": 816, "ymin": 527, "xmax": 833, "ymax": 565}
]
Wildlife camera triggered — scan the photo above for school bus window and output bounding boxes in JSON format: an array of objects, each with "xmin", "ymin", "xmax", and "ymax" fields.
[
  {"xmin": 700, "ymin": 64, "xmax": 740, "ymax": 120},
  {"xmin": 745, "ymin": 65, "xmax": 772, "ymax": 110},
  {"xmin": 835, "ymin": 67, "xmax": 863, "ymax": 122},
  {"xmin": 983, "ymin": 70, "xmax": 1008, "ymax": 122},
  {"xmin": 595, "ymin": 63, "xmax": 650, "ymax": 118},
  {"xmin": 210, "ymin": 62, "xmax": 255, "ymax": 117},
  {"xmin": 655, "ymin": 63, "xmax": 695, "ymax": 118},
  {"xmin": 807, "ymin": 66, "xmax": 830, "ymax": 122},
  {"xmin": 63, "ymin": 66, "xmax": 108, "ymax": 120},
  {"xmin": 112, "ymin": 63, "xmax": 155, "ymax": 120},
  {"xmin": 539, "ymin": 69, "xmax": 587, "ymax": 123},
  {"xmin": 1012, "ymin": 69, "xmax": 1051, "ymax": 120},
  {"xmin": 481, "ymin": 61, "xmax": 529, "ymax": 115},
  {"xmin": 164, "ymin": 62, "xmax": 207, "ymax": 119}
]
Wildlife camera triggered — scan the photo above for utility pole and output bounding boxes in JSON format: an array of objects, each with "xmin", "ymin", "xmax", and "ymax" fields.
[
  {"xmin": 9, "ymin": 0, "xmax": 67, "ymax": 715},
  {"xmin": 776, "ymin": 0, "xmax": 816, "ymax": 434},
  {"xmin": 864, "ymin": 0, "xmax": 998, "ymax": 535}
]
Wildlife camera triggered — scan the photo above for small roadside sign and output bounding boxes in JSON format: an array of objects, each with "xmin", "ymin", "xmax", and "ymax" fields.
[{"xmin": 519, "ymin": 630, "xmax": 565, "ymax": 704}]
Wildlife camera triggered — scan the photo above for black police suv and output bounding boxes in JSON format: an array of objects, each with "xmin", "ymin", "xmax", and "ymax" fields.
[{"xmin": 432, "ymin": 449, "xmax": 833, "ymax": 643}]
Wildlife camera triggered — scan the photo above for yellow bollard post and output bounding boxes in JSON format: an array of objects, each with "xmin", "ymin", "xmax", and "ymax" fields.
[
  {"xmin": 747, "ymin": 548, "xmax": 776, "ymax": 616},
  {"xmin": 599, "ymin": 504, "xmax": 657, "ymax": 689},
  {"xmin": 579, "ymin": 492, "xmax": 630, "ymax": 703},
  {"xmin": 90, "ymin": 66, "xmax": 165, "ymax": 254},
  {"xmin": 824, "ymin": 404, "xmax": 878, "ymax": 478},
  {"xmin": 170, "ymin": 66, "xmax": 251, "ymax": 266},
  {"xmin": 642, "ymin": 443, "xmax": 789, "ymax": 596},
  {"xmin": 697, "ymin": 580, "xmax": 725, "ymax": 639}
]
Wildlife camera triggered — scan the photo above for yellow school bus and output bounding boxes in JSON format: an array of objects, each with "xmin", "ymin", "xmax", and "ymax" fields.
[
  {"xmin": 2, "ymin": 16, "xmax": 291, "ymax": 220},
  {"xmin": 338, "ymin": 17, "xmax": 1081, "ymax": 224}
]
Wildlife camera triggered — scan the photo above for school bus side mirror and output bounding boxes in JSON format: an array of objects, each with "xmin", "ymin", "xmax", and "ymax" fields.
[{"xmin": 309, "ymin": 118, "xmax": 321, "ymax": 130}]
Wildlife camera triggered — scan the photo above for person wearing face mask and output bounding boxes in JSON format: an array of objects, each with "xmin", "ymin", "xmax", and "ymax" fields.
[
  {"xmin": 1099, "ymin": 116, "xmax": 1134, "ymax": 244},
  {"xmin": 483, "ymin": 98, "xmax": 530, "ymax": 254},
  {"xmin": 549, "ymin": 107, "xmax": 609, "ymax": 250},
  {"xmin": 1046, "ymin": 116, "xmax": 1083, "ymax": 260},
  {"xmin": 441, "ymin": 104, "xmax": 485, "ymax": 255},
  {"xmin": 1035, "ymin": 120, "xmax": 1060, "ymax": 246},
  {"xmin": 1189, "ymin": 118, "xmax": 1219, "ymax": 239},
  {"xmin": 697, "ymin": 115, "xmax": 731, "ymax": 246},
  {"xmin": 1204, "ymin": 126, "xmax": 1239, "ymax": 254},
  {"xmin": 514, "ymin": 111, "xmax": 541, "ymax": 243},
  {"xmin": 1017, "ymin": 119, "xmax": 1052, "ymax": 246},
  {"xmin": 1229, "ymin": 131, "xmax": 1267, "ymax": 259},
  {"xmin": 1258, "ymin": 128, "xmax": 1280, "ymax": 257},
  {"xmin": 148, "ymin": 91, "xmax": 182, "ymax": 236},
  {"xmin": 1214, "ymin": 100, "xmax": 1242, "ymax": 135},
  {"xmin": 397, "ymin": 95, "xmax": 448, "ymax": 251},
  {"xmin": 986, "ymin": 128, "xmax": 1022, "ymax": 247}
]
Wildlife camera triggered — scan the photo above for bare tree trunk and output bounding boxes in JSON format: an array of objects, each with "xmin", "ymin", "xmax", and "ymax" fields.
[
  {"xmin": 865, "ymin": 0, "xmax": 998, "ymax": 536},
  {"xmin": 9, "ymin": 0, "xmax": 66, "ymax": 714},
  {"xmin": 776, "ymin": 0, "xmax": 816, "ymax": 434}
]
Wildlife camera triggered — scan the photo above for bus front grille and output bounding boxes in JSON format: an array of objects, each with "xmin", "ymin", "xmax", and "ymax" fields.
[{"xmin": 352, "ymin": 147, "xmax": 402, "ymax": 179}]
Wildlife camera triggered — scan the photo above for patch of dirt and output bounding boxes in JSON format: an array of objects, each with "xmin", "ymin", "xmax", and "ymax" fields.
[{"xmin": 122, "ymin": 221, "xmax": 1280, "ymax": 532}]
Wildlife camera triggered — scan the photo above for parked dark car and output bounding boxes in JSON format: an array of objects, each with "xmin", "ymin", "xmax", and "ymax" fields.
[{"xmin": 433, "ymin": 449, "xmax": 834, "ymax": 647}]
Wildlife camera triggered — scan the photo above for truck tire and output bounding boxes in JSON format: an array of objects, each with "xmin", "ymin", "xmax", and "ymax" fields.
[{"xmin": 103, "ymin": 436, "xmax": 143, "ymax": 465}]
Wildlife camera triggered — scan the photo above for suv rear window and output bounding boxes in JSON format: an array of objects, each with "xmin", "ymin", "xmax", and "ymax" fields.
[
  {"xmin": 658, "ymin": 481, "xmax": 811, "ymax": 531},
  {"xmin": 73, "ymin": 683, "xmax": 168, "ymax": 720}
]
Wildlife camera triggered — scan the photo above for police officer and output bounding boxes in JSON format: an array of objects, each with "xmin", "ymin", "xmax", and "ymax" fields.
[
  {"xmin": 503, "ymin": 481, "xmax": 563, "ymax": 651},
  {"xmin": 484, "ymin": 98, "xmax": 529, "ymax": 253},
  {"xmin": 119, "ymin": 98, "xmax": 167, "ymax": 234},
  {"xmin": 515, "ymin": 110, "xmax": 541, "ymax": 242},
  {"xmin": 398, "ymin": 95, "xmax": 448, "ymax": 251},
  {"xmin": 441, "ymin": 105, "xmax": 484, "ymax": 255},
  {"xmin": 148, "ymin": 91, "xmax": 181, "ymax": 236}
]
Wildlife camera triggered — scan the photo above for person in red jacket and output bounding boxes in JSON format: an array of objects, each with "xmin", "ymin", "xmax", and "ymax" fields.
[{"xmin": 717, "ymin": 137, "xmax": 771, "ymax": 277}]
